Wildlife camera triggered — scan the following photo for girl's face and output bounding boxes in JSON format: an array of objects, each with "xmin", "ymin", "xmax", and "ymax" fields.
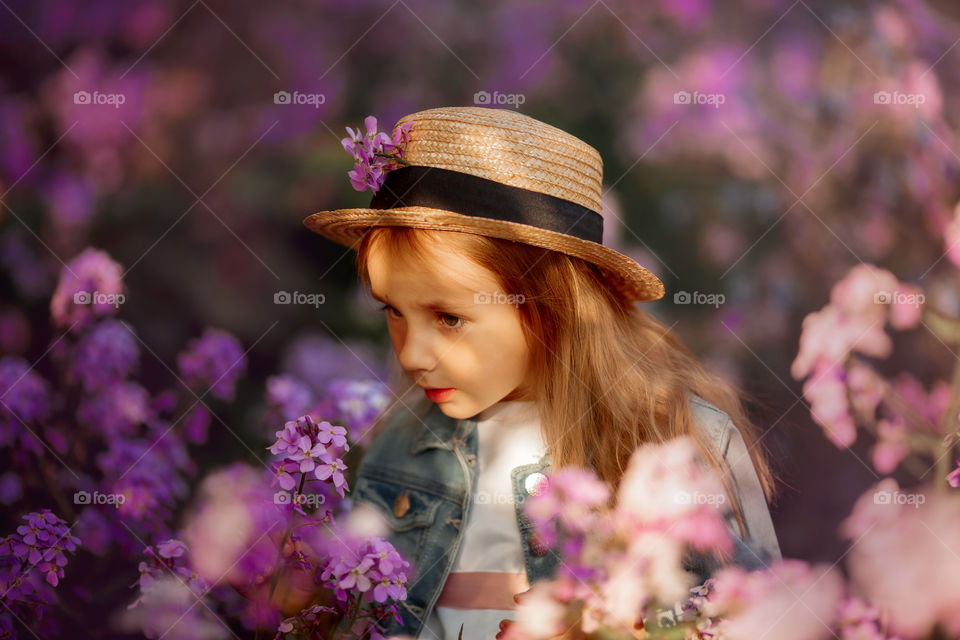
[{"xmin": 366, "ymin": 239, "xmax": 534, "ymax": 420}]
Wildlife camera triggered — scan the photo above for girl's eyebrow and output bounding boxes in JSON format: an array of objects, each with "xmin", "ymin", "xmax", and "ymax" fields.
[{"xmin": 370, "ymin": 289, "xmax": 474, "ymax": 311}]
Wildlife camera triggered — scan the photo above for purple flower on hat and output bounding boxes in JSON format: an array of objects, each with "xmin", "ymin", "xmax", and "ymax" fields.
[{"xmin": 341, "ymin": 116, "xmax": 414, "ymax": 193}]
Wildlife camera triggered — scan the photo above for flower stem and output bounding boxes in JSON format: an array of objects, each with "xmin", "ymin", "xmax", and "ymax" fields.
[
  {"xmin": 268, "ymin": 473, "xmax": 308, "ymax": 604},
  {"xmin": 345, "ymin": 597, "xmax": 362, "ymax": 639},
  {"xmin": 936, "ymin": 345, "xmax": 960, "ymax": 490}
]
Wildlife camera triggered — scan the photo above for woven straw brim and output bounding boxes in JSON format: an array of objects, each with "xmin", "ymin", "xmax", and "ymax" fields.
[{"xmin": 302, "ymin": 206, "xmax": 665, "ymax": 304}]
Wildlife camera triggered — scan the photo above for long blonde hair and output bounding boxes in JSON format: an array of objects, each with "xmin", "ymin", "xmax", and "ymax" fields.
[{"xmin": 355, "ymin": 226, "xmax": 778, "ymax": 545}]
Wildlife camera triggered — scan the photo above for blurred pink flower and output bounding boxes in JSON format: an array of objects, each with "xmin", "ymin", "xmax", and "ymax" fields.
[
  {"xmin": 705, "ymin": 559, "xmax": 844, "ymax": 640},
  {"xmin": 801, "ymin": 363, "xmax": 858, "ymax": 448},
  {"xmin": 892, "ymin": 373, "xmax": 950, "ymax": 430},
  {"xmin": 828, "ymin": 264, "xmax": 898, "ymax": 323},
  {"xmin": 842, "ymin": 478, "xmax": 960, "ymax": 638},
  {"xmin": 945, "ymin": 202, "xmax": 960, "ymax": 270},
  {"xmin": 888, "ymin": 283, "xmax": 924, "ymax": 330},
  {"xmin": 947, "ymin": 460, "xmax": 960, "ymax": 488},
  {"xmin": 49, "ymin": 247, "xmax": 126, "ymax": 331},
  {"xmin": 182, "ymin": 464, "xmax": 285, "ymax": 587},
  {"xmin": 846, "ymin": 361, "xmax": 885, "ymax": 418},
  {"xmin": 871, "ymin": 418, "xmax": 910, "ymax": 474},
  {"xmin": 506, "ymin": 581, "xmax": 567, "ymax": 640},
  {"xmin": 790, "ymin": 306, "xmax": 891, "ymax": 381}
]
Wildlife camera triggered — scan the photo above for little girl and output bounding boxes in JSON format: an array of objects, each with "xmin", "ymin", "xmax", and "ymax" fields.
[{"xmin": 303, "ymin": 106, "xmax": 781, "ymax": 639}]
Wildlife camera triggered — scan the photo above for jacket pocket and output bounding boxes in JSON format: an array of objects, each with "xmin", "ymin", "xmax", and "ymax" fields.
[{"xmin": 351, "ymin": 475, "xmax": 441, "ymax": 575}]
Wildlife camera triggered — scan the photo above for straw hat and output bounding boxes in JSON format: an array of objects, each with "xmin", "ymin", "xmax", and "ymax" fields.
[{"xmin": 303, "ymin": 106, "xmax": 665, "ymax": 303}]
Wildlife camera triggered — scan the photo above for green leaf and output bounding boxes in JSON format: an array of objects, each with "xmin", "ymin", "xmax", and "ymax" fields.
[{"xmin": 925, "ymin": 310, "xmax": 960, "ymax": 345}]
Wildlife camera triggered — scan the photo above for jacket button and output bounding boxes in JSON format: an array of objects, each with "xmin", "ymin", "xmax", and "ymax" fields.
[
  {"xmin": 528, "ymin": 532, "xmax": 550, "ymax": 557},
  {"xmin": 393, "ymin": 493, "xmax": 410, "ymax": 518},
  {"xmin": 524, "ymin": 472, "xmax": 547, "ymax": 496}
]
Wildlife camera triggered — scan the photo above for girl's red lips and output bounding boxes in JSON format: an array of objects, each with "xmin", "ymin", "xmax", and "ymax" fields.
[{"xmin": 423, "ymin": 387, "xmax": 455, "ymax": 402}]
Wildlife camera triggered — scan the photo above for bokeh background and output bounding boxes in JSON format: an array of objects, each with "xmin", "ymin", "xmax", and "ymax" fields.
[{"xmin": 2, "ymin": 0, "xmax": 959, "ymax": 636}]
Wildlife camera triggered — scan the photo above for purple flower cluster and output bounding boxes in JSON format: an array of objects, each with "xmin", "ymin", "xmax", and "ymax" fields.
[
  {"xmin": 176, "ymin": 327, "xmax": 247, "ymax": 401},
  {"xmin": 312, "ymin": 535, "xmax": 410, "ymax": 639},
  {"xmin": 341, "ymin": 116, "xmax": 414, "ymax": 193},
  {"xmin": 273, "ymin": 603, "xmax": 339, "ymax": 640},
  {"xmin": 0, "ymin": 509, "xmax": 80, "ymax": 638},
  {"xmin": 322, "ymin": 537, "xmax": 408, "ymax": 603},
  {"xmin": 76, "ymin": 380, "xmax": 152, "ymax": 438},
  {"xmin": 0, "ymin": 356, "xmax": 50, "ymax": 454},
  {"xmin": 326, "ymin": 378, "xmax": 391, "ymax": 445},
  {"xmin": 268, "ymin": 415, "xmax": 349, "ymax": 498},
  {"xmin": 134, "ymin": 539, "xmax": 207, "ymax": 600},
  {"xmin": 69, "ymin": 318, "xmax": 140, "ymax": 391},
  {"xmin": 264, "ymin": 374, "xmax": 390, "ymax": 446},
  {"xmin": 120, "ymin": 539, "xmax": 226, "ymax": 640},
  {"xmin": 94, "ymin": 433, "xmax": 192, "ymax": 541},
  {"xmin": 0, "ymin": 510, "xmax": 80, "ymax": 588}
]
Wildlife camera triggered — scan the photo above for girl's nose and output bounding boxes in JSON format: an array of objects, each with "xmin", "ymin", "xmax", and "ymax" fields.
[{"xmin": 396, "ymin": 327, "xmax": 439, "ymax": 374}]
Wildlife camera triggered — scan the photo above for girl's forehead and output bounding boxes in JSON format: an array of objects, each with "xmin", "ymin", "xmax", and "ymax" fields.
[{"xmin": 366, "ymin": 241, "xmax": 497, "ymax": 292}]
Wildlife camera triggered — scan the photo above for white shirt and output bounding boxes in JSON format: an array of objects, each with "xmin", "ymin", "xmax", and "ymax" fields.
[{"xmin": 419, "ymin": 400, "xmax": 545, "ymax": 640}]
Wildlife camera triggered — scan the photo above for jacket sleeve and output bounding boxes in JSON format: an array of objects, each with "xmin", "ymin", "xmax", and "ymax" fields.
[
  {"xmin": 682, "ymin": 397, "xmax": 782, "ymax": 585},
  {"xmin": 651, "ymin": 410, "xmax": 783, "ymax": 629},
  {"xmin": 721, "ymin": 414, "xmax": 782, "ymax": 568}
]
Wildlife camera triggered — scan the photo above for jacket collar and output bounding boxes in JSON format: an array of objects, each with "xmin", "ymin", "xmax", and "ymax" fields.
[
  {"xmin": 410, "ymin": 402, "xmax": 554, "ymax": 467},
  {"xmin": 410, "ymin": 403, "xmax": 472, "ymax": 454}
]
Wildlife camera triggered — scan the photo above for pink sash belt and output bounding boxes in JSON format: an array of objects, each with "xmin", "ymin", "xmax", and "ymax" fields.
[{"xmin": 435, "ymin": 571, "xmax": 530, "ymax": 610}]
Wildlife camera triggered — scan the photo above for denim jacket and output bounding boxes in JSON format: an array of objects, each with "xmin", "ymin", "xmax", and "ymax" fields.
[{"xmin": 350, "ymin": 393, "xmax": 781, "ymax": 638}]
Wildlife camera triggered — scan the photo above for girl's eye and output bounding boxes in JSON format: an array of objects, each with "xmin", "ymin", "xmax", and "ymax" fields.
[
  {"xmin": 379, "ymin": 304, "xmax": 465, "ymax": 332},
  {"xmin": 439, "ymin": 313, "xmax": 463, "ymax": 330},
  {"xmin": 379, "ymin": 303, "xmax": 401, "ymax": 319}
]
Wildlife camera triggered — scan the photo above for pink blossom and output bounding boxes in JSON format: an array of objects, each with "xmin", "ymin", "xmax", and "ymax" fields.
[
  {"xmin": 316, "ymin": 421, "xmax": 348, "ymax": 451},
  {"xmin": 944, "ymin": 203, "xmax": 960, "ymax": 270},
  {"xmin": 829, "ymin": 264, "xmax": 899, "ymax": 321},
  {"xmin": 523, "ymin": 467, "xmax": 609, "ymax": 545},
  {"xmin": 846, "ymin": 362, "xmax": 885, "ymax": 418},
  {"xmin": 842, "ymin": 479, "xmax": 960, "ymax": 638},
  {"xmin": 314, "ymin": 452, "xmax": 348, "ymax": 497},
  {"xmin": 892, "ymin": 373, "xmax": 950, "ymax": 429},
  {"xmin": 706, "ymin": 559, "xmax": 844, "ymax": 640},
  {"xmin": 508, "ymin": 581, "xmax": 567, "ymax": 640},
  {"xmin": 49, "ymin": 247, "xmax": 126, "ymax": 331},
  {"xmin": 790, "ymin": 306, "xmax": 891, "ymax": 381},
  {"xmin": 291, "ymin": 435, "xmax": 326, "ymax": 474},
  {"xmin": 871, "ymin": 419, "xmax": 910, "ymax": 474},
  {"xmin": 947, "ymin": 460, "xmax": 960, "ymax": 488},
  {"xmin": 802, "ymin": 362, "xmax": 857, "ymax": 448},
  {"xmin": 888, "ymin": 284, "xmax": 924, "ymax": 330}
]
